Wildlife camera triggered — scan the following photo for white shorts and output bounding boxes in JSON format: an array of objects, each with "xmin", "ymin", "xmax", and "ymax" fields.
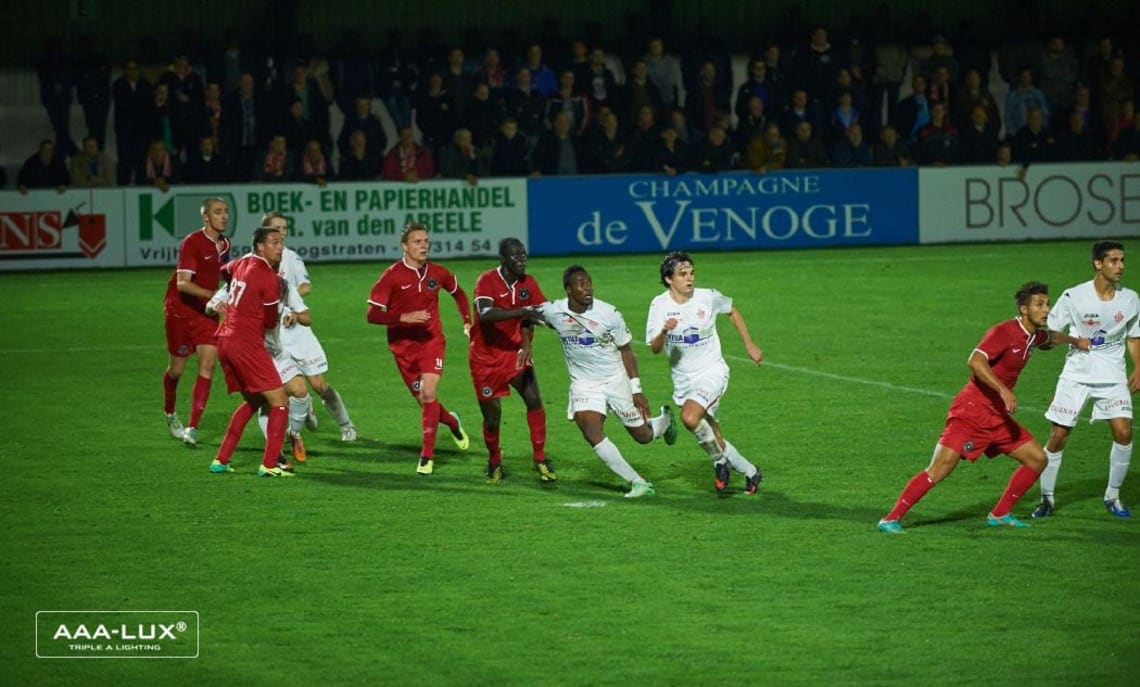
[
  {"xmin": 273, "ymin": 349, "xmax": 302, "ymax": 384},
  {"xmin": 280, "ymin": 324, "xmax": 329, "ymax": 376},
  {"xmin": 1045, "ymin": 378, "xmax": 1133, "ymax": 427},
  {"xmin": 566, "ymin": 375, "xmax": 645, "ymax": 428},
  {"xmin": 671, "ymin": 362, "xmax": 729, "ymax": 416}
]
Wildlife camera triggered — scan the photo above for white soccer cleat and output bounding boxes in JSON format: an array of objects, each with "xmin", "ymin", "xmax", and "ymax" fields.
[
  {"xmin": 340, "ymin": 425, "xmax": 357, "ymax": 442},
  {"xmin": 181, "ymin": 426, "xmax": 198, "ymax": 447},
  {"xmin": 165, "ymin": 413, "xmax": 185, "ymax": 440}
]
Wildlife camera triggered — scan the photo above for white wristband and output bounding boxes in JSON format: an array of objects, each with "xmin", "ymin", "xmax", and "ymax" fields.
[{"xmin": 629, "ymin": 377, "xmax": 642, "ymax": 394}]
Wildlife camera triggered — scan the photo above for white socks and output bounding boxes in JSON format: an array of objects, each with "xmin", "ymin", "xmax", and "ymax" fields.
[
  {"xmin": 320, "ymin": 387, "xmax": 353, "ymax": 428},
  {"xmin": 694, "ymin": 418, "xmax": 724, "ymax": 462},
  {"xmin": 1106, "ymin": 442, "xmax": 1132, "ymax": 501},
  {"xmin": 648, "ymin": 411, "xmax": 670, "ymax": 439},
  {"xmin": 1039, "ymin": 449, "xmax": 1063, "ymax": 502},
  {"xmin": 593, "ymin": 437, "xmax": 642, "ymax": 483},
  {"xmin": 258, "ymin": 395, "xmax": 312, "ymax": 437},
  {"xmin": 723, "ymin": 440, "xmax": 759, "ymax": 478}
]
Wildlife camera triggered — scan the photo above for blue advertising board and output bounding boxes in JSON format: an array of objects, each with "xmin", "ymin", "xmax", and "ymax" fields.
[{"xmin": 527, "ymin": 168, "xmax": 918, "ymax": 255}]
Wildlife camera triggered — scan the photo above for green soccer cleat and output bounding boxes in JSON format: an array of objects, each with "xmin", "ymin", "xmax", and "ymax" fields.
[
  {"xmin": 486, "ymin": 462, "xmax": 504, "ymax": 484},
  {"xmin": 987, "ymin": 512, "xmax": 1029, "ymax": 528},
  {"xmin": 625, "ymin": 480, "xmax": 655, "ymax": 499},
  {"xmin": 258, "ymin": 465, "xmax": 294, "ymax": 478},
  {"xmin": 209, "ymin": 459, "xmax": 234, "ymax": 474},
  {"xmin": 661, "ymin": 405, "xmax": 678, "ymax": 446},
  {"xmin": 165, "ymin": 413, "xmax": 185, "ymax": 440},
  {"xmin": 534, "ymin": 459, "xmax": 557, "ymax": 482},
  {"xmin": 877, "ymin": 519, "xmax": 905, "ymax": 534},
  {"xmin": 416, "ymin": 457, "xmax": 434, "ymax": 475},
  {"xmin": 449, "ymin": 412, "xmax": 470, "ymax": 451}
]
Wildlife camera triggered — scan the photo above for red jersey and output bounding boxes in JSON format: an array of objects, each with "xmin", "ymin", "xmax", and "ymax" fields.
[
  {"xmin": 214, "ymin": 254, "xmax": 281, "ymax": 347},
  {"xmin": 470, "ymin": 267, "xmax": 546, "ymax": 356},
  {"xmin": 163, "ymin": 229, "xmax": 232, "ymax": 315},
  {"xmin": 957, "ymin": 318, "xmax": 1049, "ymax": 412},
  {"xmin": 367, "ymin": 259, "xmax": 470, "ymax": 344}
]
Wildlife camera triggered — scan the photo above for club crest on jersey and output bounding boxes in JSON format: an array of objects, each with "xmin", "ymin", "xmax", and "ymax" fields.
[
  {"xmin": 519, "ymin": 288, "xmax": 530, "ymax": 300},
  {"xmin": 481, "ymin": 386, "xmax": 493, "ymax": 397},
  {"xmin": 1115, "ymin": 311, "xmax": 1124, "ymax": 323},
  {"xmin": 427, "ymin": 278, "xmax": 439, "ymax": 290},
  {"xmin": 697, "ymin": 308, "xmax": 707, "ymax": 320},
  {"xmin": 963, "ymin": 440, "xmax": 974, "ymax": 452},
  {"xmin": 411, "ymin": 379, "xmax": 422, "ymax": 391},
  {"xmin": 177, "ymin": 344, "xmax": 191, "ymax": 356}
]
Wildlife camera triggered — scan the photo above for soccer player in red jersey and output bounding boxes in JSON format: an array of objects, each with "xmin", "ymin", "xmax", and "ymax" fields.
[
  {"xmin": 162, "ymin": 197, "xmax": 231, "ymax": 447},
  {"xmin": 878, "ymin": 282, "xmax": 1090, "ymax": 533},
  {"xmin": 208, "ymin": 225, "xmax": 293, "ymax": 478},
  {"xmin": 367, "ymin": 222, "xmax": 473, "ymax": 474},
  {"xmin": 468, "ymin": 238, "xmax": 553, "ymax": 484}
]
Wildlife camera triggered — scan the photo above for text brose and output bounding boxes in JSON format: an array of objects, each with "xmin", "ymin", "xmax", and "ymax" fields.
[{"xmin": 964, "ymin": 173, "xmax": 1140, "ymax": 229}]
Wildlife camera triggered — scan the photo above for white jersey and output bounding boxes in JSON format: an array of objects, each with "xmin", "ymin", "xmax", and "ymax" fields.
[
  {"xmin": 279, "ymin": 247, "xmax": 311, "ymax": 296},
  {"xmin": 646, "ymin": 287, "xmax": 733, "ymax": 378},
  {"xmin": 1048, "ymin": 279, "xmax": 1140, "ymax": 385},
  {"xmin": 537, "ymin": 297, "xmax": 632, "ymax": 383}
]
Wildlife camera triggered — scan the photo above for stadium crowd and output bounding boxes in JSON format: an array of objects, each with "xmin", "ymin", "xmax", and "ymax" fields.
[{"xmin": 14, "ymin": 16, "xmax": 1140, "ymax": 194}]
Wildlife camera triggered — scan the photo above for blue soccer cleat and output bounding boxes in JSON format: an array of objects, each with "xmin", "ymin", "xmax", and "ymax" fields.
[
  {"xmin": 1104, "ymin": 498, "xmax": 1132, "ymax": 518},
  {"xmin": 877, "ymin": 519, "xmax": 905, "ymax": 534},
  {"xmin": 987, "ymin": 512, "xmax": 1029, "ymax": 528},
  {"xmin": 1030, "ymin": 499, "xmax": 1054, "ymax": 518}
]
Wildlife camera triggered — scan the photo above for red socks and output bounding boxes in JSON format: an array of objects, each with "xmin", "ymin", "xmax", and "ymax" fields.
[
  {"xmin": 188, "ymin": 375, "xmax": 212, "ymax": 428},
  {"xmin": 163, "ymin": 372, "xmax": 179, "ymax": 414},
  {"xmin": 991, "ymin": 465, "xmax": 1041, "ymax": 517},
  {"xmin": 885, "ymin": 471, "xmax": 936, "ymax": 521},
  {"xmin": 527, "ymin": 408, "xmax": 547, "ymax": 461},
  {"xmin": 262, "ymin": 405, "xmax": 287, "ymax": 468},
  {"xmin": 421, "ymin": 400, "xmax": 441, "ymax": 458},
  {"xmin": 436, "ymin": 402, "xmax": 459, "ymax": 432},
  {"xmin": 216, "ymin": 402, "xmax": 255, "ymax": 464},
  {"xmin": 483, "ymin": 426, "xmax": 502, "ymax": 465}
]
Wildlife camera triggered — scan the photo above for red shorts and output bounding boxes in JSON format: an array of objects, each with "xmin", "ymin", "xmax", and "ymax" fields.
[
  {"xmin": 218, "ymin": 338, "xmax": 282, "ymax": 394},
  {"xmin": 469, "ymin": 347, "xmax": 528, "ymax": 400},
  {"xmin": 165, "ymin": 309, "xmax": 219, "ymax": 357},
  {"xmin": 390, "ymin": 339, "xmax": 446, "ymax": 392},
  {"xmin": 938, "ymin": 396, "xmax": 1035, "ymax": 461}
]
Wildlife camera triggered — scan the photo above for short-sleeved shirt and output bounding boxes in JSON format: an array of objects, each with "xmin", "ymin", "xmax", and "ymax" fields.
[
  {"xmin": 163, "ymin": 229, "xmax": 231, "ymax": 316},
  {"xmin": 367, "ymin": 259, "xmax": 462, "ymax": 346},
  {"xmin": 279, "ymin": 246, "xmax": 310, "ymax": 294},
  {"xmin": 470, "ymin": 267, "xmax": 546, "ymax": 358},
  {"xmin": 1047, "ymin": 280, "xmax": 1140, "ymax": 385},
  {"xmin": 215, "ymin": 254, "xmax": 282, "ymax": 348},
  {"xmin": 536, "ymin": 297, "xmax": 631, "ymax": 383},
  {"xmin": 956, "ymin": 318, "xmax": 1049, "ymax": 413},
  {"xmin": 645, "ymin": 287, "xmax": 733, "ymax": 379}
]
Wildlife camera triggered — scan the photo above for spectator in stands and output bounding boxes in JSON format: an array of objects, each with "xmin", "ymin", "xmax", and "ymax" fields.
[
  {"xmin": 1098, "ymin": 54, "xmax": 1135, "ymax": 142},
  {"xmin": 1011, "ymin": 107, "xmax": 1055, "ymax": 167},
  {"xmin": 112, "ymin": 59, "xmax": 153, "ymax": 185},
  {"xmin": 872, "ymin": 33, "xmax": 909, "ymax": 136},
  {"xmin": 522, "ymin": 44, "xmax": 558, "ymax": 98},
  {"xmin": 1067, "ymin": 84, "xmax": 1099, "ymax": 143},
  {"xmin": 1087, "ymin": 36, "xmax": 1115, "ymax": 105},
  {"xmin": 620, "ymin": 59, "xmax": 663, "ymax": 127},
  {"xmin": 691, "ymin": 125, "xmax": 734, "ymax": 173},
  {"xmin": 831, "ymin": 122, "xmax": 873, "ymax": 167},
  {"xmin": 465, "ymin": 82, "xmax": 504, "ymax": 147},
  {"xmin": 735, "ymin": 58, "xmax": 773, "ymax": 123},
  {"xmin": 763, "ymin": 42, "xmax": 789, "ymax": 115},
  {"xmin": 382, "ymin": 126, "xmax": 435, "ymax": 182},
  {"xmin": 779, "ymin": 88, "xmax": 821, "ymax": 140},
  {"xmin": 220, "ymin": 72, "xmax": 265, "ymax": 182},
  {"xmin": 183, "ymin": 135, "xmax": 233, "ymax": 183},
  {"xmin": 199, "ymin": 81, "xmax": 224, "ymax": 144},
  {"xmin": 440, "ymin": 128, "xmax": 487, "ymax": 183},
  {"xmin": 744, "ymin": 122, "xmax": 787, "ymax": 173},
  {"xmin": 651, "ymin": 126, "xmax": 690, "ymax": 175},
  {"xmin": 958, "ymin": 104, "xmax": 1001, "ymax": 165},
  {"xmin": 1106, "ymin": 99, "xmax": 1135, "ymax": 150},
  {"xmin": 68, "ymin": 135, "xmax": 114, "ymax": 188},
  {"xmin": 927, "ymin": 65, "xmax": 954, "ymax": 109},
  {"xmin": 873, "ymin": 125, "xmax": 913, "ymax": 166},
  {"xmin": 584, "ymin": 110, "xmax": 630, "ymax": 174},
  {"xmin": 734, "ymin": 96, "xmax": 768, "ymax": 156},
  {"xmin": 138, "ymin": 139, "xmax": 178, "ymax": 192},
  {"xmin": 299, "ymin": 138, "xmax": 330, "ymax": 186},
  {"xmin": 144, "ymin": 83, "xmax": 176, "ymax": 155},
  {"xmin": 1054, "ymin": 111, "xmax": 1101, "ymax": 161},
  {"xmin": 915, "ymin": 101, "xmax": 959, "ymax": 166},
  {"xmin": 159, "ymin": 53, "xmax": 206, "ymax": 157},
  {"xmin": 415, "ymin": 71, "xmax": 459, "ymax": 166},
  {"xmin": 256, "ymin": 134, "xmax": 294, "ymax": 183},
  {"xmin": 17, "ymin": 139, "xmax": 69, "ymax": 194},
  {"xmin": 35, "ymin": 36, "xmax": 76, "ymax": 157},
  {"xmin": 377, "ymin": 28, "xmax": 418, "ymax": 130},
  {"xmin": 894, "ymin": 75, "xmax": 929, "ymax": 142},
  {"xmin": 476, "ymin": 48, "xmax": 508, "ymax": 98},
  {"xmin": 628, "ymin": 105, "xmax": 662, "ymax": 172},
  {"xmin": 1037, "ymin": 35, "xmax": 1079, "ymax": 118},
  {"xmin": 282, "ymin": 62, "xmax": 332, "ymax": 153},
  {"xmin": 686, "ymin": 60, "xmax": 729, "ymax": 135},
  {"xmin": 921, "ymin": 35, "xmax": 959, "ymax": 83},
  {"xmin": 330, "ymin": 29, "xmax": 376, "ymax": 115},
  {"xmin": 828, "ymin": 89, "xmax": 861, "ymax": 146},
  {"xmin": 951, "ymin": 68, "xmax": 1000, "ymax": 131},
  {"xmin": 442, "ymin": 47, "xmax": 473, "ymax": 118},
  {"xmin": 582, "ymin": 46, "xmax": 618, "ymax": 113},
  {"xmin": 643, "ymin": 37, "xmax": 684, "ymax": 110},
  {"xmin": 669, "ymin": 107, "xmax": 698, "ymax": 146},
  {"xmin": 545, "ymin": 70, "xmax": 591, "ymax": 135},
  {"xmin": 337, "ymin": 96, "xmax": 387, "ymax": 164},
  {"xmin": 1111, "ymin": 115, "xmax": 1140, "ymax": 160},
  {"xmin": 503, "ymin": 66, "xmax": 546, "ymax": 147},
  {"xmin": 996, "ymin": 141, "xmax": 1015, "ymax": 168},
  {"xmin": 488, "ymin": 117, "xmax": 531, "ymax": 177},
  {"xmin": 798, "ymin": 26, "xmax": 839, "ymax": 116},
  {"xmin": 283, "ymin": 97, "xmax": 320, "ymax": 156},
  {"xmin": 1005, "ymin": 67, "xmax": 1050, "ymax": 136},
  {"xmin": 210, "ymin": 28, "xmax": 254, "ymax": 95},
  {"xmin": 74, "ymin": 34, "xmax": 111, "ymax": 149},
  {"xmin": 532, "ymin": 110, "xmax": 580, "ymax": 176},
  {"xmin": 338, "ymin": 129, "xmax": 379, "ymax": 180},
  {"xmin": 786, "ymin": 120, "xmax": 829, "ymax": 169},
  {"xmin": 835, "ymin": 68, "xmax": 869, "ymax": 126}
]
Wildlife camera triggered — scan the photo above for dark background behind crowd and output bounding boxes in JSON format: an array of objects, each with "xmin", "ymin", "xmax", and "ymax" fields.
[{"xmin": 6, "ymin": 0, "xmax": 1140, "ymax": 193}]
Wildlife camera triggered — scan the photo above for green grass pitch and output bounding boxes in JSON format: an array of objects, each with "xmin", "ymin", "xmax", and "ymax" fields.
[{"xmin": 1, "ymin": 240, "xmax": 1137, "ymax": 686}]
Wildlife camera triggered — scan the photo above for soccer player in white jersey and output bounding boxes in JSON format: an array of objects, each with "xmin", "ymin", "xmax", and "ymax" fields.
[
  {"xmin": 262, "ymin": 212, "xmax": 358, "ymax": 442},
  {"xmin": 1033, "ymin": 241, "xmax": 1140, "ymax": 519},
  {"xmin": 646, "ymin": 252, "xmax": 764, "ymax": 494},
  {"xmin": 534, "ymin": 265, "xmax": 677, "ymax": 498}
]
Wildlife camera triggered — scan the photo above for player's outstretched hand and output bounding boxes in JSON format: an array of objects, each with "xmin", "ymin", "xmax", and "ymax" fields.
[{"xmin": 745, "ymin": 342, "xmax": 763, "ymax": 365}]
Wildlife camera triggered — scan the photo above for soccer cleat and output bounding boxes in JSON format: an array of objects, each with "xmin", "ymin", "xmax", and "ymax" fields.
[
  {"xmin": 304, "ymin": 406, "xmax": 319, "ymax": 431},
  {"xmin": 625, "ymin": 480, "xmax": 655, "ymax": 498},
  {"xmin": 714, "ymin": 461, "xmax": 730, "ymax": 493},
  {"xmin": 289, "ymin": 431, "xmax": 307, "ymax": 463},
  {"xmin": 1104, "ymin": 498, "xmax": 1132, "ymax": 518},
  {"xmin": 661, "ymin": 405, "xmax": 678, "ymax": 446},
  {"xmin": 534, "ymin": 459, "xmax": 557, "ymax": 482},
  {"xmin": 340, "ymin": 425, "xmax": 357, "ymax": 442},
  {"xmin": 165, "ymin": 413, "xmax": 185, "ymax": 439},
  {"xmin": 181, "ymin": 427, "xmax": 198, "ymax": 447},
  {"xmin": 258, "ymin": 464, "xmax": 294, "ymax": 478},
  {"xmin": 486, "ymin": 462, "xmax": 504, "ymax": 484},
  {"xmin": 1030, "ymin": 499, "xmax": 1054, "ymax": 519},
  {"xmin": 744, "ymin": 468, "xmax": 763, "ymax": 495},
  {"xmin": 208, "ymin": 459, "xmax": 234, "ymax": 474},
  {"xmin": 417, "ymin": 457, "xmax": 434, "ymax": 475},
  {"xmin": 987, "ymin": 512, "xmax": 1029, "ymax": 528},
  {"xmin": 877, "ymin": 519, "xmax": 905, "ymax": 534},
  {"xmin": 449, "ymin": 412, "xmax": 470, "ymax": 450},
  {"xmin": 276, "ymin": 455, "xmax": 295, "ymax": 473}
]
